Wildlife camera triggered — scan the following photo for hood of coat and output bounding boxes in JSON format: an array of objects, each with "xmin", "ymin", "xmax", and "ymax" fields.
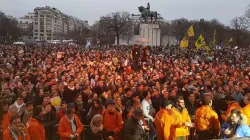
[{"xmin": 240, "ymin": 114, "xmax": 248, "ymax": 125}]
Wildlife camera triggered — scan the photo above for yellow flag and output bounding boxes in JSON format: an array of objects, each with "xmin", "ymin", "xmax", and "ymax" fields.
[
  {"xmin": 212, "ymin": 29, "xmax": 216, "ymax": 45},
  {"xmin": 180, "ymin": 35, "xmax": 189, "ymax": 48},
  {"xmin": 187, "ymin": 25, "xmax": 194, "ymax": 37},
  {"xmin": 195, "ymin": 34, "xmax": 206, "ymax": 49},
  {"xmin": 204, "ymin": 45, "xmax": 210, "ymax": 52},
  {"xmin": 228, "ymin": 37, "xmax": 233, "ymax": 42}
]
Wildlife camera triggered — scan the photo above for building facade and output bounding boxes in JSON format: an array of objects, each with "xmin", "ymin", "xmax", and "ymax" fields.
[
  {"xmin": 33, "ymin": 6, "xmax": 89, "ymax": 40},
  {"xmin": 17, "ymin": 12, "xmax": 34, "ymax": 30}
]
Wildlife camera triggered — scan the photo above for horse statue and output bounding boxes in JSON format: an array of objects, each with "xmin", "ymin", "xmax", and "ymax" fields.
[{"xmin": 138, "ymin": 6, "xmax": 158, "ymax": 23}]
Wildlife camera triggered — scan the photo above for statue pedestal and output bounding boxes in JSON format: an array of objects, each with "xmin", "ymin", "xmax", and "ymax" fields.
[{"xmin": 140, "ymin": 24, "xmax": 161, "ymax": 46}]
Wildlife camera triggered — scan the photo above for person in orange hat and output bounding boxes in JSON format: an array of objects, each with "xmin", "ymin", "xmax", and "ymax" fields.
[
  {"xmin": 26, "ymin": 105, "xmax": 46, "ymax": 140},
  {"xmin": 58, "ymin": 108, "xmax": 83, "ymax": 140},
  {"xmin": 102, "ymin": 99, "xmax": 123, "ymax": 140},
  {"xmin": 3, "ymin": 113, "xmax": 31, "ymax": 140}
]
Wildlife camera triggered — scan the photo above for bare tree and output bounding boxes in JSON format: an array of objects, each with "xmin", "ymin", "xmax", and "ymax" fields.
[
  {"xmin": 159, "ymin": 21, "xmax": 172, "ymax": 45},
  {"xmin": 99, "ymin": 12, "xmax": 133, "ymax": 45},
  {"xmin": 171, "ymin": 18, "xmax": 190, "ymax": 44},
  {"xmin": 92, "ymin": 21, "xmax": 115, "ymax": 44},
  {"xmin": 231, "ymin": 16, "xmax": 249, "ymax": 46},
  {"xmin": 245, "ymin": 4, "xmax": 250, "ymax": 20}
]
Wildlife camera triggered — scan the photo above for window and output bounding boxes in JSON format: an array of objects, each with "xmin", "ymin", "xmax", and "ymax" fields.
[
  {"xmin": 35, "ymin": 22, "xmax": 38, "ymax": 25},
  {"xmin": 40, "ymin": 30, "xmax": 44, "ymax": 32},
  {"xmin": 34, "ymin": 30, "xmax": 38, "ymax": 32},
  {"xmin": 34, "ymin": 37, "xmax": 38, "ymax": 39},
  {"xmin": 40, "ymin": 34, "xmax": 44, "ymax": 36}
]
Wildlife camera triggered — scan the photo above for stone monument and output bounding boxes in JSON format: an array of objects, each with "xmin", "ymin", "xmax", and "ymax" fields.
[
  {"xmin": 117, "ymin": 3, "xmax": 162, "ymax": 45},
  {"xmin": 137, "ymin": 3, "xmax": 161, "ymax": 46}
]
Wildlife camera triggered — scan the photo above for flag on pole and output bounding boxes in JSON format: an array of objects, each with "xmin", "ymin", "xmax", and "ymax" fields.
[
  {"xmin": 212, "ymin": 29, "xmax": 216, "ymax": 45},
  {"xmin": 204, "ymin": 45, "xmax": 211, "ymax": 53},
  {"xmin": 180, "ymin": 35, "xmax": 189, "ymax": 48},
  {"xmin": 187, "ymin": 25, "xmax": 194, "ymax": 37},
  {"xmin": 195, "ymin": 34, "xmax": 205, "ymax": 49},
  {"xmin": 228, "ymin": 37, "xmax": 233, "ymax": 43}
]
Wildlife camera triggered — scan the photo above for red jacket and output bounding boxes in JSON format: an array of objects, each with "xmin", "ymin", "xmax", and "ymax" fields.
[
  {"xmin": 26, "ymin": 117, "xmax": 46, "ymax": 140},
  {"xmin": 102, "ymin": 109, "xmax": 123, "ymax": 140},
  {"xmin": 3, "ymin": 127, "xmax": 31, "ymax": 140},
  {"xmin": 57, "ymin": 109, "xmax": 66, "ymax": 121},
  {"xmin": 58, "ymin": 114, "xmax": 83, "ymax": 140},
  {"xmin": 2, "ymin": 112, "xmax": 11, "ymax": 132}
]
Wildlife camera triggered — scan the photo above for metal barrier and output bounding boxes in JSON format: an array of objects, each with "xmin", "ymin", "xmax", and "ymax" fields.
[
  {"xmin": 52, "ymin": 123, "xmax": 250, "ymax": 140},
  {"xmin": 212, "ymin": 138, "xmax": 250, "ymax": 140}
]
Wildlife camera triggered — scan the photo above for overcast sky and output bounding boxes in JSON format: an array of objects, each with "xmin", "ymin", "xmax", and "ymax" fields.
[{"xmin": 1, "ymin": 0, "xmax": 249, "ymax": 26}]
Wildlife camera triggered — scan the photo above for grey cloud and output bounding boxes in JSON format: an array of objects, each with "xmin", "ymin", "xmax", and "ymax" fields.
[{"xmin": 0, "ymin": 0, "xmax": 249, "ymax": 26}]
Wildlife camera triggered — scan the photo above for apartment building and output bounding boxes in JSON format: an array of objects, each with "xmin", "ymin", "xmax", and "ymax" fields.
[
  {"xmin": 33, "ymin": 6, "xmax": 89, "ymax": 40},
  {"xmin": 17, "ymin": 12, "xmax": 34, "ymax": 30}
]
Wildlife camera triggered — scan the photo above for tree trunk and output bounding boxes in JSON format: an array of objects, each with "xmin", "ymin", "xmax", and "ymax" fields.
[{"xmin": 116, "ymin": 33, "xmax": 120, "ymax": 45}]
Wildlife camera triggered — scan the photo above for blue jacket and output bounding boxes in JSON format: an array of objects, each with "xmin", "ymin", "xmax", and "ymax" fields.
[
  {"xmin": 235, "ymin": 124, "xmax": 250, "ymax": 138},
  {"xmin": 221, "ymin": 114, "xmax": 250, "ymax": 138}
]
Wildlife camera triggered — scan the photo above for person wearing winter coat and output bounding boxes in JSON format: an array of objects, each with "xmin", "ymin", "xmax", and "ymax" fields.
[
  {"xmin": 221, "ymin": 95, "xmax": 243, "ymax": 121},
  {"xmin": 26, "ymin": 105, "xmax": 46, "ymax": 140},
  {"xmin": 242, "ymin": 95, "xmax": 250, "ymax": 125},
  {"xmin": 195, "ymin": 97, "xmax": 221, "ymax": 140},
  {"xmin": 221, "ymin": 115, "xmax": 237, "ymax": 138},
  {"xmin": 57, "ymin": 101, "xmax": 68, "ymax": 121},
  {"xmin": 20, "ymin": 101, "xmax": 33, "ymax": 125},
  {"xmin": 62, "ymin": 80, "xmax": 78, "ymax": 104},
  {"xmin": 87, "ymin": 98, "xmax": 105, "ymax": 122},
  {"xmin": 223, "ymin": 108, "xmax": 250, "ymax": 138},
  {"xmin": 85, "ymin": 114, "xmax": 109, "ymax": 140},
  {"xmin": 2, "ymin": 100, "xmax": 11, "ymax": 132},
  {"xmin": 43, "ymin": 103, "xmax": 57, "ymax": 140},
  {"xmin": 155, "ymin": 99, "xmax": 182, "ymax": 140},
  {"xmin": 172, "ymin": 96, "xmax": 192, "ymax": 140},
  {"xmin": 74, "ymin": 94, "xmax": 85, "ymax": 123},
  {"xmin": 124, "ymin": 108, "xmax": 149, "ymax": 140},
  {"xmin": 102, "ymin": 99, "xmax": 123, "ymax": 140},
  {"xmin": 3, "ymin": 113, "xmax": 31, "ymax": 140},
  {"xmin": 58, "ymin": 108, "xmax": 83, "ymax": 140},
  {"xmin": 9, "ymin": 96, "xmax": 26, "ymax": 115}
]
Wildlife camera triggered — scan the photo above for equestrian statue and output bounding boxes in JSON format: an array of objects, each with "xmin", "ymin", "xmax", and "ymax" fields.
[{"xmin": 138, "ymin": 3, "xmax": 158, "ymax": 23}]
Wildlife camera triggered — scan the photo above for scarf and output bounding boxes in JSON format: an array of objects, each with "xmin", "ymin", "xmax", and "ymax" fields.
[
  {"xmin": 65, "ymin": 115, "xmax": 76, "ymax": 134},
  {"xmin": 75, "ymin": 100, "xmax": 83, "ymax": 106},
  {"xmin": 14, "ymin": 101, "xmax": 25, "ymax": 112},
  {"xmin": 26, "ymin": 110, "xmax": 33, "ymax": 116},
  {"xmin": 8, "ymin": 125, "xmax": 26, "ymax": 140},
  {"xmin": 90, "ymin": 122, "xmax": 103, "ymax": 134},
  {"xmin": 68, "ymin": 86, "xmax": 75, "ymax": 91}
]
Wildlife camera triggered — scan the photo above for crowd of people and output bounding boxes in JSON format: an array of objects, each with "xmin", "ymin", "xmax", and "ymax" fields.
[{"xmin": 1, "ymin": 44, "xmax": 250, "ymax": 140}]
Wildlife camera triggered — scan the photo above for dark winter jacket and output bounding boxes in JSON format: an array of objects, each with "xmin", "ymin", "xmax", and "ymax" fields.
[{"xmin": 124, "ymin": 116, "xmax": 148, "ymax": 140}]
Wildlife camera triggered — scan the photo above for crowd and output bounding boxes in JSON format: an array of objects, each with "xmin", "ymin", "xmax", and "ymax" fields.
[{"xmin": 1, "ymin": 44, "xmax": 250, "ymax": 140}]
